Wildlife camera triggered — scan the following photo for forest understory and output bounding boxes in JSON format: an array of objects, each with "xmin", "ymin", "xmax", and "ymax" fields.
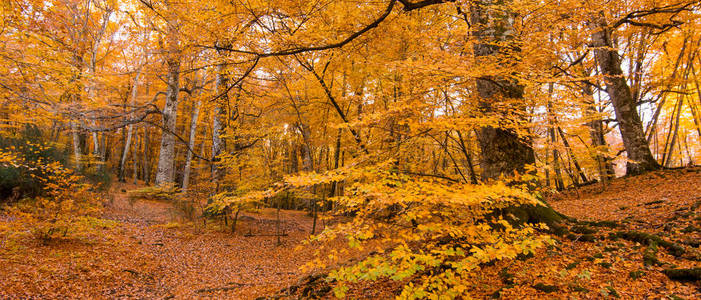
[{"xmin": 1, "ymin": 167, "xmax": 699, "ymax": 299}]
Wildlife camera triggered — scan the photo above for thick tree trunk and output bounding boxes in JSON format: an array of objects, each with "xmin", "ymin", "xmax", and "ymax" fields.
[
  {"xmin": 471, "ymin": 1, "xmax": 535, "ymax": 181},
  {"xmin": 590, "ymin": 17, "xmax": 660, "ymax": 175},
  {"xmin": 470, "ymin": 0, "xmax": 563, "ymax": 228},
  {"xmin": 155, "ymin": 23, "xmax": 181, "ymax": 186}
]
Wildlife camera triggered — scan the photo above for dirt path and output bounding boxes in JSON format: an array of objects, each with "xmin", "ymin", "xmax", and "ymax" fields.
[{"xmin": 1, "ymin": 184, "xmax": 315, "ymax": 299}]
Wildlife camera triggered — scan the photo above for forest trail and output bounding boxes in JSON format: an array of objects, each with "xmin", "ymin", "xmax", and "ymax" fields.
[
  {"xmin": 1, "ymin": 185, "xmax": 316, "ymax": 299},
  {"xmin": 2, "ymin": 169, "xmax": 701, "ymax": 299}
]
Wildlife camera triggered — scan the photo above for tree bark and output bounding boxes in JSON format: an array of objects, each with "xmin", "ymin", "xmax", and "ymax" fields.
[
  {"xmin": 143, "ymin": 126, "xmax": 151, "ymax": 184},
  {"xmin": 120, "ymin": 68, "xmax": 142, "ymax": 182},
  {"xmin": 71, "ymin": 121, "xmax": 82, "ymax": 170},
  {"xmin": 583, "ymin": 84, "xmax": 615, "ymax": 182},
  {"xmin": 182, "ymin": 100, "xmax": 202, "ymax": 192},
  {"xmin": 211, "ymin": 63, "xmax": 228, "ymax": 192},
  {"xmin": 155, "ymin": 22, "xmax": 181, "ymax": 186},
  {"xmin": 663, "ymin": 97, "xmax": 684, "ymax": 167},
  {"xmin": 471, "ymin": 1, "xmax": 535, "ymax": 180},
  {"xmin": 469, "ymin": 0, "xmax": 563, "ymax": 228},
  {"xmin": 590, "ymin": 16, "xmax": 660, "ymax": 175}
]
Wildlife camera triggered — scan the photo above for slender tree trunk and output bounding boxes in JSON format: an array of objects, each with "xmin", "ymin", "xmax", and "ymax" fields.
[
  {"xmin": 583, "ymin": 84, "xmax": 615, "ymax": 182},
  {"xmin": 299, "ymin": 123, "xmax": 314, "ymax": 172},
  {"xmin": 182, "ymin": 100, "xmax": 202, "ymax": 192},
  {"xmin": 557, "ymin": 127, "xmax": 588, "ymax": 184},
  {"xmin": 546, "ymin": 84, "xmax": 565, "ymax": 189},
  {"xmin": 120, "ymin": 69, "xmax": 142, "ymax": 182},
  {"xmin": 89, "ymin": 9, "xmax": 111, "ymax": 169},
  {"xmin": 71, "ymin": 121, "xmax": 82, "ymax": 170},
  {"xmin": 143, "ymin": 126, "xmax": 151, "ymax": 185},
  {"xmin": 687, "ymin": 64, "xmax": 701, "ymax": 143},
  {"xmin": 663, "ymin": 97, "xmax": 684, "ymax": 167},
  {"xmin": 645, "ymin": 38, "xmax": 688, "ymax": 142},
  {"xmin": 329, "ymin": 128, "xmax": 342, "ymax": 198},
  {"xmin": 212, "ymin": 63, "xmax": 228, "ymax": 192},
  {"xmin": 99, "ymin": 132, "xmax": 107, "ymax": 162},
  {"xmin": 456, "ymin": 130, "xmax": 479, "ymax": 184},
  {"xmin": 549, "ymin": 124, "xmax": 565, "ymax": 190},
  {"xmin": 133, "ymin": 129, "xmax": 139, "ymax": 184},
  {"xmin": 590, "ymin": 15, "xmax": 660, "ymax": 175}
]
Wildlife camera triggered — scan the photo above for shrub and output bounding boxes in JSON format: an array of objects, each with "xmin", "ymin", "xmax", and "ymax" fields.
[
  {"xmin": 1, "ymin": 160, "xmax": 103, "ymax": 243},
  {"xmin": 127, "ymin": 184, "xmax": 180, "ymax": 202},
  {"xmin": 0, "ymin": 125, "xmax": 69, "ymax": 202},
  {"xmin": 224, "ymin": 162, "xmax": 554, "ymax": 298}
]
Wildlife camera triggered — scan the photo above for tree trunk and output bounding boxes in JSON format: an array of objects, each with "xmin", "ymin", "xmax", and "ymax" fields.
[
  {"xmin": 547, "ymin": 91, "xmax": 565, "ymax": 190},
  {"xmin": 663, "ymin": 97, "xmax": 684, "ymax": 167},
  {"xmin": 71, "ymin": 121, "xmax": 82, "ymax": 171},
  {"xmin": 155, "ymin": 23, "xmax": 181, "ymax": 186},
  {"xmin": 557, "ymin": 127, "xmax": 588, "ymax": 184},
  {"xmin": 583, "ymin": 84, "xmax": 615, "ymax": 182},
  {"xmin": 143, "ymin": 126, "xmax": 151, "ymax": 185},
  {"xmin": 471, "ymin": 1, "xmax": 534, "ymax": 180},
  {"xmin": 590, "ymin": 16, "xmax": 660, "ymax": 175},
  {"xmin": 470, "ymin": 0, "xmax": 562, "ymax": 228},
  {"xmin": 182, "ymin": 100, "xmax": 202, "ymax": 192},
  {"xmin": 120, "ymin": 69, "xmax": 141, "ymax": 182},
  {"xmin": 211, "ymin": 63, "xmax": 228, "ymax": 192},
  {"xmin": 133, "ymin": 128, "xmax": 139, "ymax": 184}
]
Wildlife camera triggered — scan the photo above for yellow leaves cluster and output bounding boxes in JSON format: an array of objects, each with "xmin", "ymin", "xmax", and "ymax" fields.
[
  {"xmin": 0, "ymin": 145, "xmax": 103, "ymax": 243},
  {"xmin": 264, "ymin": 161, "xmax": 554, "ymax": 298}
]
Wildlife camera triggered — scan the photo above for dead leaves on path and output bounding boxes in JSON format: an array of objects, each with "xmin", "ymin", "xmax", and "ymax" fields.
[{"xmin": 1, "ymin": 187, "xmax": 317, "ymax": 299}]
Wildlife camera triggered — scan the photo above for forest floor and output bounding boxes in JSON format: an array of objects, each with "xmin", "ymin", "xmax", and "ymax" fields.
[
  {"xmin": 0, "ymin": 168, "xmax": 700, "ymax": 299},
  {"xmin": 0, "ymin": 183, "xmax": 318, "ymax": 299}
]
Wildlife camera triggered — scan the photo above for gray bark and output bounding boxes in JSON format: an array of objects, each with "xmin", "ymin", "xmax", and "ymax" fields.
[
  {"xmin": 155, "ymin": 23, "xmax": 181, "ymax": 186},
  {"xmin": 471, "ymin": 0, "xmax": 535, "ymax": 180},
  {"xmin": 71, "ymin": 121, "xmax": 82, "ymax": 170},
  {"xmin": 299, "ymin": 123, "xmax": 314, "ymax": 172},
  {"xmin": 211, "ymin": 63, "xmax": 228, "ymax": 191},
  {"xmin": 120, "ymin": 68, "xmax": 142, "ymax": 181},
  {"xmin": 182, "ymin": 100, "xmax": 201, "ymax": 192},
  {"xmin": 584, "ymin": 88, "xmax": 615, "ymax": 182},
  {"xmin": 133, "ymin": 129, "xmax": 139, "ymax": 184},
  {"xmin": 590, "ymin": 15, "xmax": 660, "ymax": 175}
]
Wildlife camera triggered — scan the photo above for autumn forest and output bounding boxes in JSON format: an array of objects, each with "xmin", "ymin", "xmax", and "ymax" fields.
[{"xmin": 1, "ymin": 0, "xmax": 701, "ymax": 298}]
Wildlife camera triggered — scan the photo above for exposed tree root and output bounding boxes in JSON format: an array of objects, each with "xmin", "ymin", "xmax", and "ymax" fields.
[
  {"xmin": 662, "ymin": 268, "xmax": 701, "ymax": 282},
  {"xmin": 610, "ymin": 231, "xmax": 685, "ymax": 256}
]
